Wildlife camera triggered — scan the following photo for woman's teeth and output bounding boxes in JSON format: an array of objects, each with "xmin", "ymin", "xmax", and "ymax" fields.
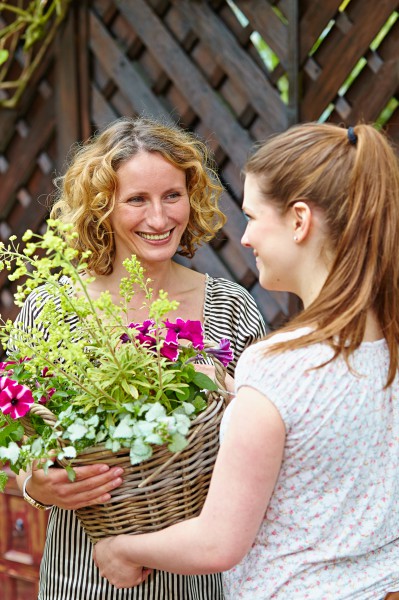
[{"xmin": 139, "ymin": 230, "xmax": 171, "ymax": 240}]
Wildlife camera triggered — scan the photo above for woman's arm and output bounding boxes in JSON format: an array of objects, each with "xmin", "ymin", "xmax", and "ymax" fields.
[
  {"xmin": 93, "ymin": 386, "xmax": 285, "ymax": 587},
  {"xmin": 16, "ymin": 464, "xmax": 124, "ymax": 510}
]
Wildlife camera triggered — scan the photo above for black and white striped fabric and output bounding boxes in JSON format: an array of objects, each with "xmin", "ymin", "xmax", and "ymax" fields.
[{"xmin": 16, "ymin": 275, "xmax": 266, "ymax": 600}]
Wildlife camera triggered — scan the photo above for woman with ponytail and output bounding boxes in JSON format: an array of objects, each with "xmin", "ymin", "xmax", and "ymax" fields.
[{"xmin": 94, "ymin": 122, "xmax": 399, "ymax": 599}]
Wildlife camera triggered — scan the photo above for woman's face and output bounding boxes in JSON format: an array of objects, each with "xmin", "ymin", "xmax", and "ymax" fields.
[
  {"xmin": 110, "ymin": 151, "xmax": 190, "ymax": 265},
  {"xmin": 241, "ymin": 174, "xmax": 297, "ymax": 293}
]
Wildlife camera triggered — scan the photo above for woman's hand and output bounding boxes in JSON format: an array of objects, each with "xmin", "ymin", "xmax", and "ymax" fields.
[
  {"xmin": 20, "ymin": 464, "xmax": 124, "ymax": 510},
  {"xmin": 93, "ymin": 536, "xmax": 153, "ymax": 588}
]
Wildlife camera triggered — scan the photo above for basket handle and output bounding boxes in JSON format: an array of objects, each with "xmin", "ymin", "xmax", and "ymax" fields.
[
  {"xmin": 26, "ymin": 403, "xmax": 59, "ymax": 427},
  {"xmin": 203, "ymin": 341, "xmax": 230, "ymax": 401}
]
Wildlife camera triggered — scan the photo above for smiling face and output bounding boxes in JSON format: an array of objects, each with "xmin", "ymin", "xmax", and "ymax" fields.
[
  {"xmin": 241, "ymin": 174, "xmax": 298, "ymax": 293},
  {"xmin": 110, "ymin": 151, "xmax": 191, "ymax": 266}
]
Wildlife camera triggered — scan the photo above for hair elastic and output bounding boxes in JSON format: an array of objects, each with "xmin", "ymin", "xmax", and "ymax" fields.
[{"xmin": 347, "ymin": 126, "xmax": 357, "ymax": 145}]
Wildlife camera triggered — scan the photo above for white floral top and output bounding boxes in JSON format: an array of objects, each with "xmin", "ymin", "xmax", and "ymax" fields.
[{"xmin": 221, "ymin": 328, "xmax": 399, "ymax": 599}]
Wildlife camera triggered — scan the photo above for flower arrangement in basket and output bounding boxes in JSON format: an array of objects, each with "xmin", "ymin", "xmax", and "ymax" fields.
[{"xmin": 0, "ymin": 221, "xmax": 231, "ymax": 542}]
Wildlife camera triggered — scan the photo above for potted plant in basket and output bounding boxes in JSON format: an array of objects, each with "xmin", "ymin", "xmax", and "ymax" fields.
[{"xmin": 0, "ymin": 220, "xmax": 232, "ymax": 542}]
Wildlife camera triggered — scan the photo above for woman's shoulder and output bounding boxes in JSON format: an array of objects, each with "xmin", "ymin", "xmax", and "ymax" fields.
[
  {"xmin": 205, "ymin": 275, "xmax": 266, "ymax": 332},
  {"xmin": 238, "ymin": 327, "xmax": 331, "ymax": 368},
  {"xmin": 206, "ymin": 275, "xmax": 259, "ymax": 304},
  {"xmin": 16, "ymin": 277, "xmax": 73, "ymax": 322}
]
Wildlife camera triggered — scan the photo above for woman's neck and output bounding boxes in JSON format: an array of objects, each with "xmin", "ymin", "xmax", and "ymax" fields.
[
  {"xmin": 86, "ymin": 259, "xmax": 206, "ymax": 324},
  {"xmin": 363, "ymin": 310, "xmax": 384, "ymax": 342},
  {"xmin": 109, "ymin": 258, "xmax": 179, "ymax": 298}
]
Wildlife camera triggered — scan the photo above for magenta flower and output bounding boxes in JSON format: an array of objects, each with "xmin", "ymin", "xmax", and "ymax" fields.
[
  {"xmin": 164, "ymin": 319, "xmax": 204, "ymax": 349},
  {"xmin": 120, "ymin": 320, "xmax": 155, "ymax": 344},
  {"xmin": 160, "ymin": 341, "xmax": 179, "ymax": 361},
  {"xmin": 0, "ymin": 376, "xmax": 35, "ymax": 419},
  {"xmin": 120, "ymin": 320, "xmax": 179, "ymax": 361},
  {"xmin": 0, "ymin": 361, "xmax": 15, "ymax": 371},
  {"xmin": 0, "ymin": 360, "xmax": 16, "ymax": 376},
  {"xmin": 204, "ymin": 339, "xmax": 234, "ymax": 367},
  {"xmin": 39, "ymin": 387, "xmax": 56, "ymax": 404}
]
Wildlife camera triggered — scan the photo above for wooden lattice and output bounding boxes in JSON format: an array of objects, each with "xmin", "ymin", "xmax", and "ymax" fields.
[{"xmin": 1, "ymin": 0, "xmax": 398, "ymax": 342}]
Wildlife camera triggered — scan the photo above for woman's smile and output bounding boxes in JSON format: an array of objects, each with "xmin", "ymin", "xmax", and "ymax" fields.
[{"xmin": 137, "ymin": 229, "xmax": 174, "ymax": 242}]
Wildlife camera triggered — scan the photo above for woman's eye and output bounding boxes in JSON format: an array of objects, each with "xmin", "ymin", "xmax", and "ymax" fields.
[
  {"xmin": 243, "ymin": 213, "xmax": 251, "ymax": 222},
  {"xmin": 127, "ymin": 197, "xmax": 145, "ymax": 205},
  {"xmin": 165, "ymin": 192, "xmax": 181, "ymax": 200}
]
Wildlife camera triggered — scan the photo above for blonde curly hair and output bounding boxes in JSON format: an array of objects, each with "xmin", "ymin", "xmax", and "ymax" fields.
[{"xmin": 51, "ymin": 117, "xmax": 226, "ymax": 275}]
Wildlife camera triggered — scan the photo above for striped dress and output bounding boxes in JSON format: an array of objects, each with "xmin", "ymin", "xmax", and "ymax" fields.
[{"xmin": 16, "ymin": 274, "xmax": 266, "ymax": 600}]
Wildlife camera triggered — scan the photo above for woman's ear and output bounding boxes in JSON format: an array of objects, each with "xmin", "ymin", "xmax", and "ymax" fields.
[{"xmin": 291, "ymin": 201, "xmax": 312, "ymax": 243}]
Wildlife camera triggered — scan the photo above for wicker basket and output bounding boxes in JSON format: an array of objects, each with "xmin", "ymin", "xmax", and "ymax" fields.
[{"xmin": 21, "ymin": 362, "xmax": 227, "ymax": 544}]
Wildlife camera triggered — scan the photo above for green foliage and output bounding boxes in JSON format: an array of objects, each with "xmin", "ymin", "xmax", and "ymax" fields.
[
  {"xmin": 0, "ymin": 0, "xmax": 71, "ymax": 108},
  {"xmin": 0, "ymin": 0, "xmax": 66, "ymax": 52},
  {"xmin": 0, "ymin": 221, "xmax": 227, "ymax": 486}
]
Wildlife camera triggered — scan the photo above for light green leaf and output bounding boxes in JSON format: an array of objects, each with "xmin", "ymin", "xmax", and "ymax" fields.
[
  {"xmin": 168, "ymin": 433, "xmax": 188, "ymax": 453},
  {"xmin": 113, "ymin": 419, "xmax": 134, "ymax": 439},
  {"xmin": 135, "ymin": 421, "xmax": 155, "ymax": 436},
  {"xmin": 182, "ymin": 402, "xmax": 196, "ymax": 415},
  {"xmin": 174, "ymin": 414, "xmax": 190, "ymax": 435},
  {"xmin": 145, "ymin": 403, "xmax": 166, "ymax": 421},
  {"xmin": 65, "ymin": 465, "xmax": 76, "ymax": 482},
  {"xmin": 58, "ymin": 446, "xmax": 77, "ymax": 459},
  {"xmin": 130, "ymin": 440, "xmax": 152, "ymax": 465},
  {"xmin": 0, "ymin": 470, "xmax": 9, "ymax": 492},
  {"xmin": 0, "ymin": 442, "xmax": 20, "ymax": 464},
  {"xmin": 31, "ymin": 437, "xmax": 43, "ymax": 454},
  {"xmin": 144, "ymin": 433, "xmax": 164, "ymax": 445},
  {"xmin": 65, "ymin": 422, "xmax": 88, "ymax": 442}
]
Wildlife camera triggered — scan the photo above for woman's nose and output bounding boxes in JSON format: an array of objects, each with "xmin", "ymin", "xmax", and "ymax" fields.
[
  {"xmin": 241, "ymin": 227, "xmax": 251, "ymax": 247},
  {"xmin": 146, "ymin": 202, "xmax": 168, "ymax": 229}
]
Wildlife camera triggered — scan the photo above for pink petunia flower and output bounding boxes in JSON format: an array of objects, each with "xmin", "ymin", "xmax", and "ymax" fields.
[
  {"xmin": 164, "ymin": 319, "xmax": 204, "ymax": 349},
  {"xmin": 160, "ymin": 340, "xmax": 179, "ymax": 361},
  {"xmin": 39, "ymin": 387, "xmax": 56, "ymax": 404},
  {"xmin": 0, "ymin": 376, "xmax": 35, "ymax": 419},
  {"xmin": 120, "ymin": 320, "xmax": 155, "ymax": 344},
  {"xmin": 41, "ymin": 366, "xmax": 53, "ymax": 378},
  {"xmin": 120, "ymin": 320, "xmax": 181, "ymax": 361}
]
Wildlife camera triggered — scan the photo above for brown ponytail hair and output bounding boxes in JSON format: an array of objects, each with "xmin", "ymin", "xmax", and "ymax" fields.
[{"xmin": 245, "ymin": 122, "xmax": 399, "ymax": 386}]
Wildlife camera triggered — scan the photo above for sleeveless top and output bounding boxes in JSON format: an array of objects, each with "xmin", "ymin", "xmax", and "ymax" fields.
[
  {"xmin": 15, "ymin": 275, "xmax": 266, "ymax": 600},
  {"xmin": 221, "ymin": 328, "xmax": 399, "ymax": 599}
]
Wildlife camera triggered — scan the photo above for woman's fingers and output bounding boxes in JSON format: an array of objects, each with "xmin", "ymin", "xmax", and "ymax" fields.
[
  {"xmin": 93, "ymin": 539, "xmax": 152, "ymax": 588},
  {"xmin": 29, "ymin": 464, "xmax": 124, "ymax": 510}
]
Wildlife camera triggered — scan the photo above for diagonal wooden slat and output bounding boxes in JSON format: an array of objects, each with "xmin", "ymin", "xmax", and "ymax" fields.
[
  {"xmin": 116, "ymin": 0, "xmax": 254, "ymax": 169},
  {"xmin": 299, "ymin": 0, "xmax": 342, "ymax": 60},
  {"xmin": 302, "ymin": 0, "xmax": 399, "ymax": 120},
  {"xmin": 91, "ymin": 83, "xmax": 119, "ymax": 129},
  {"xmin": 0, "ymin": 100, "xmax": 55, "ymax": 220},
  {"xmin": 233, "ymin": 0, "xmax": 289, "ymax": 68},
  {"xmin": 331, "ymin": 47, "xmax": 399, "ymax": 124},
  {"xmin": 89, "ymin": 10, "xmax": 171, "ymax": 122},
  {"xmin": 173, "ymin": 0, "xmax": 287, "ymax": 132}
]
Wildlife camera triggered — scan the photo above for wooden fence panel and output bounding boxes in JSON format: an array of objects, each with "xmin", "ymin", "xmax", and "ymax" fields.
[{"xmin": 1, "ymin": 0, "xmax": 398, "ymax": 340}]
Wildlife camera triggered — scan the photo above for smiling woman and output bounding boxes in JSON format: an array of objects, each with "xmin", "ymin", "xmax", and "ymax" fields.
[
  {"xmin": 13, "ymin": 116, "xmax": 266, "ymax": 600},
  {"xmin": 110, "ymin": 151, "xmax": 191, "ymax": 270}
]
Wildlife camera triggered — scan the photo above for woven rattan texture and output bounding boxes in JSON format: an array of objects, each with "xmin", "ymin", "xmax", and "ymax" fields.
[{"xmin": 22, "ymin": 395, "xmax": 225, "ymax": 543}]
